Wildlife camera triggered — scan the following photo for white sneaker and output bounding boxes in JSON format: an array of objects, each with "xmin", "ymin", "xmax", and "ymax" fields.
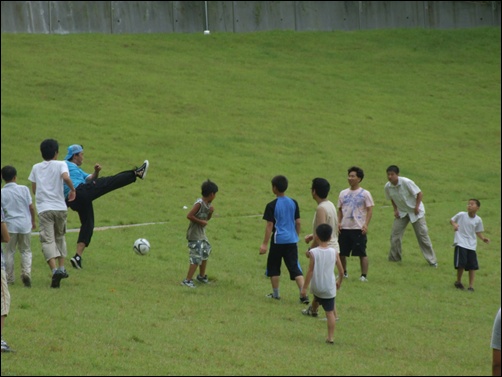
[
  {"xmin": 343, "ymin": 271, "xmax": 349, "ymax": 278},
  {"xmin": 359, "ymin": 276, "xmax": 368, "ymax": 282},
  {"xmin": 136, "ymin": 160, "xmax": 149, "ymax": 180},
  {"xmin": 181, "ymin": 279, "xmax": 196, "ymax": 288}
]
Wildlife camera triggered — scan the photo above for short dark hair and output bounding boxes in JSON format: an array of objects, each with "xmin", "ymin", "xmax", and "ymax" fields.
[
  {"xmin": 1, "ymin": 165, "xmax": 17, "ymax": 182},
  {"xmin": 348, "ymin": 166, "xmax": 364, "ymax": 181},
  {"xmin": 40, "ymin": 139, "xmax": 59, "ymax": 161},
  {"xmin": 386, "ymin": 165, "xmax": 399, "ymax": 174},
  {"xmin": 316, "ymin": 223, "xmax": 332, "ymax": 242},
  {"xmin": 311, "ymin": 178, "xmax": 330, "ymax": 199},
  {"xmin": 201, "ymin": 179, "xmax": 218, "ymax": 197},
  {"xmin": 469, "ymin": 198, "xmax": 481, "ymax": 207},
  {"xmin": 271, "ymin": 175, "xmax": 288, "ymax": 193}
]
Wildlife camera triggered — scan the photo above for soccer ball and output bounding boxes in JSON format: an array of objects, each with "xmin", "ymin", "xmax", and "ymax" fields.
[{"xmin": 133, "ymin": 238, "xmax": 150, "ymax": 255}]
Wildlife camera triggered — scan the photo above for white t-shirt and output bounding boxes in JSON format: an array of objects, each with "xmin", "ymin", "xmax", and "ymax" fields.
[
  {"xmin": 451, "ymin": 211, "xmax": 484, "ymax": 251},
  {"xmin": 309, "ymin": 246, "xmax": 337, "ymax": 299},
  {"xmin": 28, "ymin": 160, "xmax": 69, "ymax": 213},
  {"xmin": 1, "ymin": 182, "xmax": 32, "ymax": 233},
  {"xmin": 384, "ymin": 176, "xmax": 424, "ymax": 223},
  {"xmin": 337, "ymin": 187, "xmax": 374, "ymax": 229}
]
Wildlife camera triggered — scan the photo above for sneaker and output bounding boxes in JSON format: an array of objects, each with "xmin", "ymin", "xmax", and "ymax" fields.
[
  {"xmin": 135, "ymin": 160, "xmax": 149, "ymax": 180},
  {"xmin": 1, "ymin": 338, "xmax": 13, "ymax": 353},
  {"xmin": 60, "ymin": 269, "xmax": 69, "ymax": 279},
  {"xmin": 302, "ymin": 305, "xmax": 318, "ymax": 317},
  {"xmin": 21, "ymin": 274, "xmax": 31, "ymax": 288},
  {"xmin": 299, "ymin": 295, "xmax": 310, "ymax": 305},
  {"xmin": 454, "ymin": 281, "xmax": 465, "ymax": 290},
  {"xmin": 181, "ymin": 279, "xmax": 196, "ymax": 288},
  {"xmin": 71, "ymin": 255, "xmax": 82, "ymax": 269},
  {"xmin": 468, "ymin": 287, "xmax": 475, "ymax": 292},
  {"xmin": 196, "ymin": 274, "xmax": 209, "ymax": 284},
  {"xmin": 343, "ymin": 271, "xmax": 348, "ymax": 278},
  {"xmin": 359, "ymin": 276, "xmax": 368, "ymax": 282},
  {"xmin": 325, "ymin": 339, "xmax": 334, "ymax": 345},
  {"xmin": 430, "ymin": 263, "xmax": 438, "ymax": 268},
  {"xmin": 265, "ymin": 293, "xmax": 280, "ymax": 300},
  {"xmin": 50, "ymin": 271, "xmax": 64, "ymax": 288}
]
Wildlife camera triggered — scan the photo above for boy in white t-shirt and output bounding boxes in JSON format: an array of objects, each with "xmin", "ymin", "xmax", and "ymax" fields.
[
  {"xmin": 300, "ymin": 224, "xmax": 344, "ymax": 344},
  {"xmin": 28, "ymin": 139, "xmax": 76, "ymax": 288},
  {"xmin": 450, "ymin": 198, "xmax": 490, "ymax": 292}
]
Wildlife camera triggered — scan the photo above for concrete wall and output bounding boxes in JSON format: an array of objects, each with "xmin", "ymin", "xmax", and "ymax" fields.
[{"xmin": 1, "ymin": 1, "xmax": 500, "ymax": 34}]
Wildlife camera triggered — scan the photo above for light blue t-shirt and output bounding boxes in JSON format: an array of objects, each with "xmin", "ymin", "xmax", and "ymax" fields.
[{"xmin": 63, "ymin": 161, "xmax": 90, "ymax": 198}]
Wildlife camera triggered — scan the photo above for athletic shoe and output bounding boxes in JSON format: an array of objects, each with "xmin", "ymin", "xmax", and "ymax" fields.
[
  {"xmin": 430, "ymin": 263, "xmax": 438, "ymax": 268},
  {"xmin": 325, "ymin": 339, "xmax": 334, "ymax": 345},
  {"xmin": 136, "ymin": 160, "xmax": 149, "ymax": 180},
  {"xmin": 302, "ymin": 305, "xmax": 318, "ymax": 317},
  {"xmin": 265, "ymin": 293, "xmax": 280, "ymax": 300},
  {"xmin": 60, "ymin": 269, "xmax": 69, "ymax": 279},
  {"xmin": 299, "ymin": 295, "xmax": 310, "ymax": 305},
  {"xmin": 50, "ymin": 271, "xmax": 64, "ymax": 288},
  {"xmin": 196, "ymin": 274, "xmax": 209, "ymax": 284},
  {"xmin": 343, "ymin": 271, "xmax": 349, "ymax": 278},
  {"xmin": 71, "ymin": 255, "xmax": 82, "ymax": 269},
  {"xmin": 1, "ymin": 338, "xmax": 13, "ymax": 353},
  {"xmin": 467, "ymin": 287, "xmax": 475, "ymax": 292},
  {"xmin": 21, "ymin": 274, "xmax": 31, "ymax": 288},
  {"xmin": 454, "ymin": 281, "xmax": 465, "ymax": 290},
  {"xmin": 359, "ymin": 276, "xmax": 368, "ymax": 282},
  {"xmin": 181, "ymin": 279, "xmax": 196, "ymax": 288}
]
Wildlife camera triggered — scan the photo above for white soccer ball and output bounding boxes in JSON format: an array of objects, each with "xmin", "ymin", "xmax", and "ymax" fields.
[{"xmin": 133, "ymin": 238, "xmax": 150, "ymax": 256}]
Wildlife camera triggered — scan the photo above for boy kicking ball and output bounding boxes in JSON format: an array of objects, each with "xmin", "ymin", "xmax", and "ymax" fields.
[{"xmin": 301, "ymin": 223, "xmax": 344, "ymax": 344}]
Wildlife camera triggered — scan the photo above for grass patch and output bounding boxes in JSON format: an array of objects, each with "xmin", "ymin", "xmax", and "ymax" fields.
[{"xmin": 1, "ymin": 27, "xmax": 500, "ymax": 375}]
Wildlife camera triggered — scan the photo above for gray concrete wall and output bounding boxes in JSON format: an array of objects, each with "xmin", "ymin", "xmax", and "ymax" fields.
[{"xmin": 1, "ymin": 1, "xmax": 500, "ymax": 34}]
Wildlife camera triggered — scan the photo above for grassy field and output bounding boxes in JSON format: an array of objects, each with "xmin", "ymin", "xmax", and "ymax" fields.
[{"xmin": 1, "ymin": 27, "xmax": 500, "ymax": 375}]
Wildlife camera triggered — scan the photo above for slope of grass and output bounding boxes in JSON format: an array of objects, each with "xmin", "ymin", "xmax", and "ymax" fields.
[{"xmin": 1, "ymin": 27, "xmax": 500, "ymax": 375}]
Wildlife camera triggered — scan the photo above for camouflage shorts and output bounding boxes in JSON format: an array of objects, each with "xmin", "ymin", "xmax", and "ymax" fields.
[{"xmin": 187, "ymin": 240, "xmax": 212, "ymax": 265}]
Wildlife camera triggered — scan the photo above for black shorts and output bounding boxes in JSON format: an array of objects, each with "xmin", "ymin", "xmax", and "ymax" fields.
[
  {"xmin": 454, "ymin": 245, "xmax": 479, "ymax": 271},
  {"xmin": 313, "ymin": 296, "xmax": 335, "ymax": 312},
  {"xmin": 265, "ymin": 243, "xmax": 303, "ymax": 280},
  {"xmin": 338, "ymin": 229, "xmax": 367, "ymax": 257}
]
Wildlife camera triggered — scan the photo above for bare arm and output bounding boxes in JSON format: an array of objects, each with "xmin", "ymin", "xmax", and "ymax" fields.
[
  {"xmin": 362, "ymin": 206, "xmax": 373, "ymax": 235},
  {"xmin": 335, "ymin": 252, "xmax": 344, "ymax": 289},
  {"xmin": 260, "ymin": 221, "xmax": 274, "ymax": 254},
  {"xmin": 337, "ymin": 206, "xmax": 343, "ymax": 232},
  {"xmin": 415, "ymin": 191, "xmax": 423, "ymax": 215},
  {"xmin": 476, "ymin": 231, "xmax": 490, "ymax": 244},
  {"xmin": 493, "ymin": 348, "xmax": 501, "ymax": 376},
  {"xmin": 86, "ymin": 163, "xmax": 102, "ymax": 182},
  {"xmin": 186, "ymin": 202, "xmax": 206, "ymax": 226},
  {"xmin": 1, "ymin": 221, "xmax": 10, "ymax": 243},
  {"xmin": 62, "ymin": 172, "xmax": 76, "ymax": 202},
  {"xmin": 29, "ymin": 203, "xmax": 36, "ymax": 230},
  {"xmin": 300, "ymin": 256, "xmax": 315, "ymax": 297}
]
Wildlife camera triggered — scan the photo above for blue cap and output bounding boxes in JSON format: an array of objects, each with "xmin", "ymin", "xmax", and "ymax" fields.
[{"xmin": 64, "ymin": 144, "xmax": 83, "ymax": 160}]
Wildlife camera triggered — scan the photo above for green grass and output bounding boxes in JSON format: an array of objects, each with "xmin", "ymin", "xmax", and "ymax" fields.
[{"xmin": 1, "ymin": 27, "xmax": 501, "ymax": 375}]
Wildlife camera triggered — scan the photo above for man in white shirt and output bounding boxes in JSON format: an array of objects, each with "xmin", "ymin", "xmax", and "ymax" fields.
[{"xmin": 384, "ymin": 165, "xmax": 437, "ymax": 267}]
